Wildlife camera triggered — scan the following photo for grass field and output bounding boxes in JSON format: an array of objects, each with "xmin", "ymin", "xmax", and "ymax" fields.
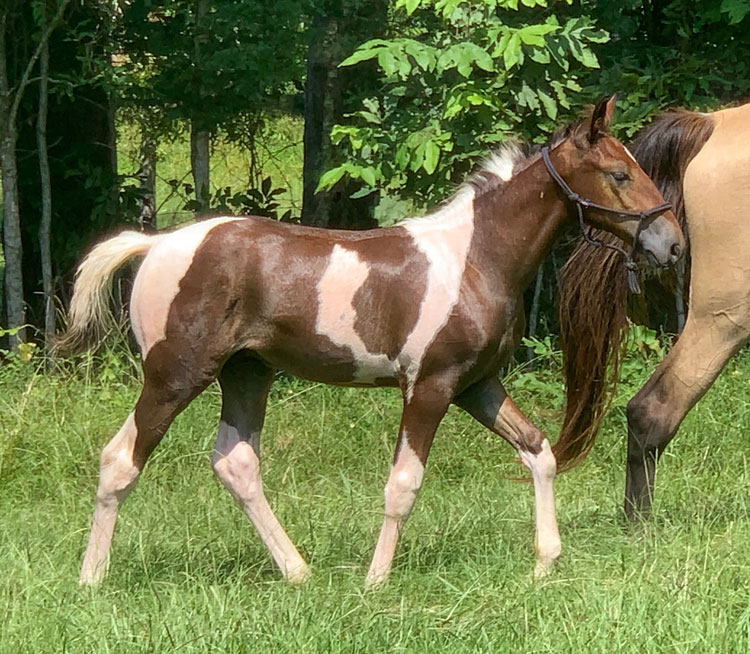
[{"xmin": 1, "ymin": 342, "xmax": 750, "ymax": 653}]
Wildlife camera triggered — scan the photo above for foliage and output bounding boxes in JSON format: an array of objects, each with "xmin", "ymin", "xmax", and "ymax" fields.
[
  {"xmin": 166, "ymin": 175, "xmax": 294, "ymax": 222},
  {"xmin": 323, "ymin": 0, "xmax": 750, "ymax": 208},
  {"xmin": 585, "ymin": 0, "xmax": 750, "ymax": 137},
  {"xmin": 116, "ymin": 0, "xmax": 307, "ymax": 136},
  {"xmin": 320, "ymin": 0, "xmax": 609, "ymax": 205}
]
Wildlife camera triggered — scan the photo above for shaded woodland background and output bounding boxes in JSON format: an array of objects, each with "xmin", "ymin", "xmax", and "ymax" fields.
[{"xmin": 1, "ymin": 0, "xmax": 749, "ymax": 355}]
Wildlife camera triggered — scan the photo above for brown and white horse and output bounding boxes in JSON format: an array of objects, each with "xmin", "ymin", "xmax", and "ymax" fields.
[
  {"xmin": 62, "ymin": 97, "xmax": 682, "ymax": 587},
  {"xmin": 558, "ymin": 101, "xmax": 750, "ymax": 520}
]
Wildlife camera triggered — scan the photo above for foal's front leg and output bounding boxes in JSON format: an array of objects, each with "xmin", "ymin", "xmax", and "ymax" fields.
[
  {"xmin": 366, "ymin": 387, "xmax": 450, "ymax": 588},
  {"xmin": 455, "ymin": 376, "xmax": 561, "ymax": 577}
]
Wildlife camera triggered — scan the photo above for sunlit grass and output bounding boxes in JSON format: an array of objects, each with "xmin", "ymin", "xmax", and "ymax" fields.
[{"xmin": 2, "ymin": 347, "xmax": 750, "ymax": 652}]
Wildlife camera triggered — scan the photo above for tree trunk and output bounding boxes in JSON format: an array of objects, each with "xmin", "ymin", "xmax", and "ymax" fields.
[
  {"xmin": 190, "ymin": 125, "xmax": 210, "ymax": 217},
  {"xmin": 0, "ymin": 15, "xmax": 26, "ymax": 346},
  {"xmin": 301, "ymin": 6, "xmax": 380, "ymax": 230},
  {"xmin": 527, "ymin": 265, "xmax": 544, "ymax": 363},
  {"xmin": 190, "ymin": 0, "xmax": 210, "ymax": 217},
  {"xmin": 137, "ymin": 131, "xmax": 157, "ymax": 231},
  {"xmin": 37, "ymin": 23, "xmax": 54, "ymax": 357}
]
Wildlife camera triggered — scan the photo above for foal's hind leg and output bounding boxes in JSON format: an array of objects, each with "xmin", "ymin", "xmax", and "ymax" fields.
[
  {"xmin": 366, "ymin": 383, "xmax": 450, "ymax": 588},
  {"xmin": 456, "ymin": 376, "xmax": 561, "ymax": 577},
  {"xmin": 79, "ymin": 366, "xmax": 210, "ymax": 585},
  {"xmin": 211, "ymin": 354, "xmax": 309, "ymax": 584},
  {"xmin": 624, "ymin": 313, "xmax": 748, "ymax": 520}
]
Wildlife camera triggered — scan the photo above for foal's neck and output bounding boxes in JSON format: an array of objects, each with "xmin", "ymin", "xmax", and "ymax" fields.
[{"xmin": 469, "ymin": 145, "xmax": 571, "ymax": 290}]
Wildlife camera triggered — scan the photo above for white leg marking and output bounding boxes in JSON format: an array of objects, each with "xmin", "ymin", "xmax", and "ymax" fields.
[
  {"xmin": 80, "ymin": 412, "xmax": 140, "ymax": 586},
  {"xmin": 130, "ymin": 216, "xmax": 242, "ymax": 356},
  {"xmin": 211, "ymin": 420, "xmax": 309, "ymax": 583},
  {"xmin": 316, "ymin": 245, "xmax": 393, "ymax": 381},
  {"xmin": 519, "ymin": 439, "xmax": 561, "ymax": 578},
  {"xmin": 366, "ymin": 434, "xmax": 425, "ymax": 588},
  {"xmin": 401, "ymin": 190, "xmax": 475, "ymax": 398}
]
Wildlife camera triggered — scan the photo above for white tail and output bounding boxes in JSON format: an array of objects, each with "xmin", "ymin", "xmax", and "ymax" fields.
[{"xmin": 58, "ymin": 231, "xmax": 162, "ymax": 352}]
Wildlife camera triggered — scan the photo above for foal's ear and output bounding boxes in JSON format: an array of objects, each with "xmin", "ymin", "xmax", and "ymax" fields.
[
  {"xmin": 588, "ymin": 95, "xmax": 617, "ymax": 142},
  {"xmin": 574, "ymin": 94, "xmax": 617, "ymax": 148}
]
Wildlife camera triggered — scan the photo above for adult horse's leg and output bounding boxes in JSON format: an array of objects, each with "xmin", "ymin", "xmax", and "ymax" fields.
[
  {"xmin": 455, "ymin": 376, "xmax": 560, "ymax": 577},
  {"xmin": 79, "ymin": 354, "xmax": 212, "ymax": 586},
  {"xmin": 624, "ymin": 313, "xmax": 747, "ymax": 521},
  {"xmin": 211, "ymin": 353, "xmax": 309, "ymax": 583},
  {"xmin": 365, "ymin": 383, "xmax": 451, "ymax": 588}
]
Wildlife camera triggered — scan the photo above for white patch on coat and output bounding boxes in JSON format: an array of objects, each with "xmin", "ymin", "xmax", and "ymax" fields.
[
  {"xmin": 400, "ymin": 188, "xmax": 475, "ymax": 398},
  {"xmin": 316, "ymin": 245, "xmax": 393, "ymax": 382},
  {"xmin": 130, "ymin": 216, "xmax": 242, "ymax": 356},
  {"xmin": 625, "ymin": 147, "xmax": 638, "ymax": 163}
]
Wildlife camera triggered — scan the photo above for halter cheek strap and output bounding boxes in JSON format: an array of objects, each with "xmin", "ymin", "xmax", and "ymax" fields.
[{"xmin": 541, "ymin": 146, "xmax": 672, "ymax": 295}]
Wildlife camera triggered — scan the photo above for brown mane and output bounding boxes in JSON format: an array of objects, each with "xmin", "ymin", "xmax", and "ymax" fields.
[{"xmin": 552, "ymin": 110, "xmax": 714, "ymax": 472}]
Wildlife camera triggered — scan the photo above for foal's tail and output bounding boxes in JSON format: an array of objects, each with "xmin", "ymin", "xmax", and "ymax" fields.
[{"xmin": 57, "ymin": 231, "xmax": 161, "ymax": 353}]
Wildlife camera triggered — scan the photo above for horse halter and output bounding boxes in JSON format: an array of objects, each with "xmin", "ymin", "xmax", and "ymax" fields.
[{"xmin": 541, "ymin": 146, "xmax": 672, "ymax": 294}]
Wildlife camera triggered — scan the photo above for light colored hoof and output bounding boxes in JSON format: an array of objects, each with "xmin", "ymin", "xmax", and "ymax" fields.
[
  {"xmin": 79, "ymin": 573, "xmax": 104, "ymax": 588},
  {"xmin": 364, "ymin": 571, "xmax": 390, "ymax": 591},
  {"xmin": 285, "ymin": 563, "xmax": 311, "ymax": 586},
  {"xmin": 79, "ymin": 564, "xmax": 107, "ymax": 587},
  {"xmin": 533, "ymin": 559, "xmax": 554, "ymax": 579}
]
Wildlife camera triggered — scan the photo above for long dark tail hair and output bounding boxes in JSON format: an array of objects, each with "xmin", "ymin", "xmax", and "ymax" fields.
[{"xmin": 552, "ymin": 109, "xmax": 715, "ymax": 472}]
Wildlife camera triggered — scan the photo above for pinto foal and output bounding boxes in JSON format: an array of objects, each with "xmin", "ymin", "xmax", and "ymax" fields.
[{"xmin": 63, "ymin": 97, "xmax": 682, "ymax": 587}]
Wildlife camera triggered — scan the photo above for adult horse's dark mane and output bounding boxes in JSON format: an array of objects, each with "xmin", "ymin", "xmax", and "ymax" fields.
[{"xmin": 553, "ymin": 110, "xmax": 714, "ymax": 472}]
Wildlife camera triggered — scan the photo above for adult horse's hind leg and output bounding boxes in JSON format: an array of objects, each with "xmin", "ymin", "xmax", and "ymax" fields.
[
  {"xmin": 211, "ymin": 353, "xmax": 309, "ymax": 584},
  {"xmin": 456, "ymin": 376, "xmax": 561, "ymax": 577},
  {"xmin": 624, "ymin": 312, "xmax": 748, "ymax": 521},
  {"xmin": 79, "ymin": 362, "xmax": 211, "ymax": 585},
  {"xmin": 366, "ymin": 381, "xmax": 451, "ymax": 588}
]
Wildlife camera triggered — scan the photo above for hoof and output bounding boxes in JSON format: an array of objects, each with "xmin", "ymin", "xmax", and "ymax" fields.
[
  {"xmin": 364, "ymin": 571, "xmax": 389, "ymax": 591},
  {"xmin": 533, "ymin": 559, "xmax": 554, "ymax": 579},
  {"xmin": 286, "ymin": 563, "xmax": 311, "ymax": 586}
]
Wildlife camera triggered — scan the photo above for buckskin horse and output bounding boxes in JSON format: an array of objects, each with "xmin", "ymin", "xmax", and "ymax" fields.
[
  {"xmin": 61, "ymin": 97, "xmax": 682, "ymax": 587},
  {"xmin": 557, "ymin": 101, "xmax": 750, "ymax": 520}
]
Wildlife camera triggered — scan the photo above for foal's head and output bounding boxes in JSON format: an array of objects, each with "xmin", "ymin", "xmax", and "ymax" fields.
[{"xmin": 554, "ymin": 96, "xmax": 685, "ymax": 267}]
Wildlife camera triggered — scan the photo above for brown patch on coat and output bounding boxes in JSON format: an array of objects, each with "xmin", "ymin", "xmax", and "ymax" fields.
[{"xmin": 349, "ymin": 232, "xmax": 429, "ymax": 360}]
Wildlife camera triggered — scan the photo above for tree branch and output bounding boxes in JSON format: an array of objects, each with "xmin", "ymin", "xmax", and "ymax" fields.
[{"xmin": 7, "ymin": 0, "xmax": 72, "ymax": 128}]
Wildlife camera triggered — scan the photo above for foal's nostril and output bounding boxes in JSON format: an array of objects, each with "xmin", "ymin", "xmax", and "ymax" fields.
[{"xmin": 671, "ymin": 242, "xmax": 682, "ymax": 259}]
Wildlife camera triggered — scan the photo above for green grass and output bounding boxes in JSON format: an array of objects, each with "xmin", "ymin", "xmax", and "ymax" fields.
[{"xmin": 2, "ymin": 348, "xmax": 750, "ymax": 653}]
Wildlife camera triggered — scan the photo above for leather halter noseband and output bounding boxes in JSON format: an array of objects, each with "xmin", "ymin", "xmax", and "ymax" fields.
[{"xmin": 541, "ymin": 146, "xmax": 672, "ymax": 294}]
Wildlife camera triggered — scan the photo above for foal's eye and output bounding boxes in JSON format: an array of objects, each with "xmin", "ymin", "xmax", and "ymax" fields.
[{"xmin": 610, "ymin": 171, "xmax": 631, "ymax": 183}]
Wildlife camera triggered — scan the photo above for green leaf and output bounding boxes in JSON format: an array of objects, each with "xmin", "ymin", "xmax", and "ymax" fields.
[
  {"xmin": 423, "ymin": 140, "xmax": 440, "ymax": 174},
  {"xmin": 316, "ymin": 166, "xmax": 346, "ymax": 192},
  {"xmin": 339, "ymin": 40, "xmax": 389, "ymax": 67},
  {"xmin": 402, "ymin": 0, "xmax": 422, "ymax": 15},
  {"xmin": 359, "ymin": 166, "xmax": 377, "ymax": 186},
  {"xmin": 503, "ymin": 33, "xmax": 522, "ymax": 70},
  {"xmin": 537, "ymin": 88, "xmax": 557, "ymax": 119}
]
